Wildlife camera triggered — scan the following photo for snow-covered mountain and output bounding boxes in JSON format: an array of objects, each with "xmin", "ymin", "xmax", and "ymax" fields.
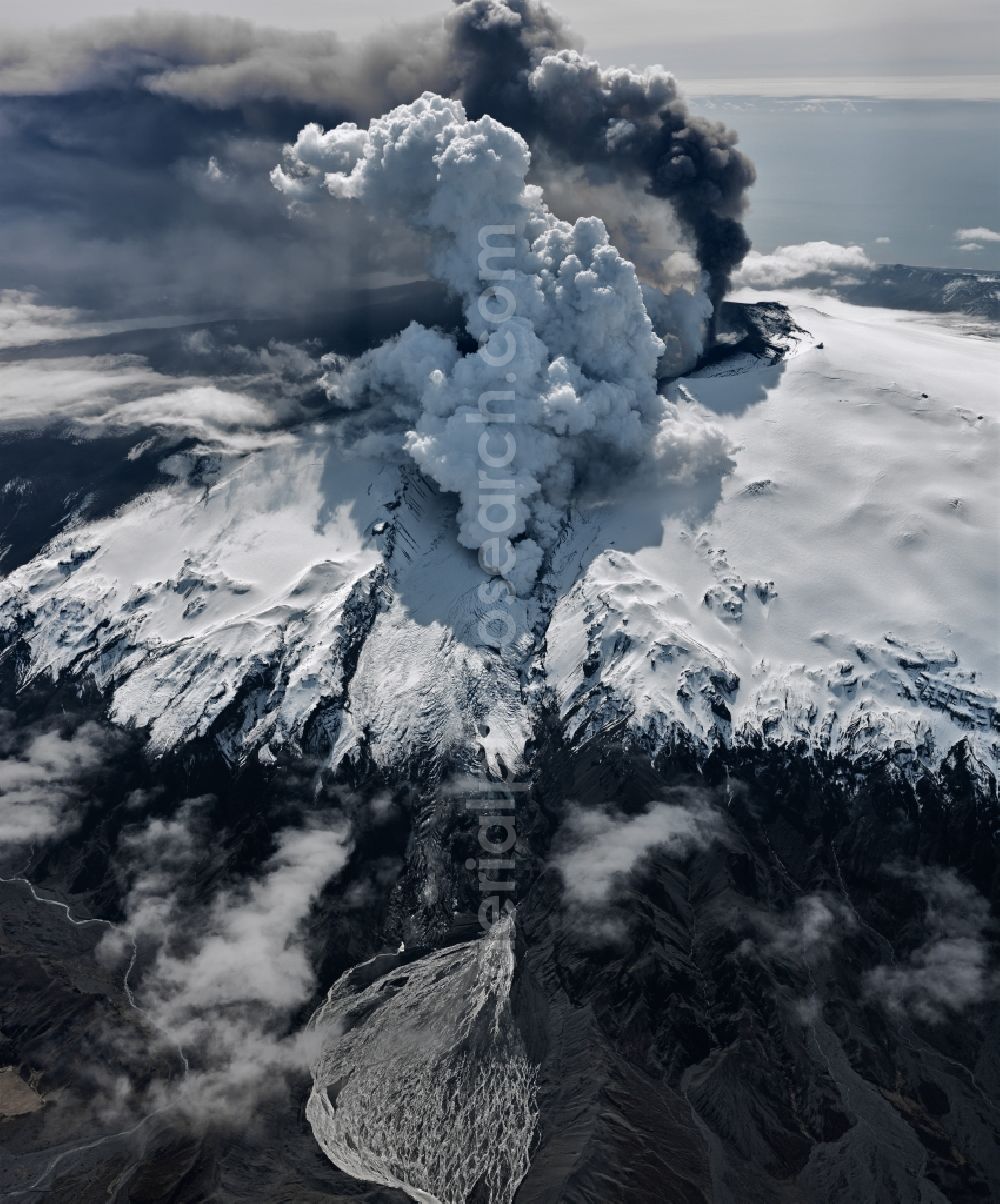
[
  {"xmin": 810, "ymin": 264, "xmax": 1000, "ymax": 322},
  {"xmin": 2, "ymin": 291, "xmax": 999, "ymax": 1204},
  {"xmin": 2, "ymin": 295, "xmax": 996, "ymax": 782}
]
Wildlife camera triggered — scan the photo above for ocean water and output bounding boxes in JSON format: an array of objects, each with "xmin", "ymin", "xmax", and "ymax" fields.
[{"xmin": 699, "ymin": 98, "xmax": 1000, "ymax": 272}]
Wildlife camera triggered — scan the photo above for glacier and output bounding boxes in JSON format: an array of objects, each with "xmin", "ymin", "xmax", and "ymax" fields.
[{"xmin": 306, "ymin": 916, "xmax": 537, "ymax": 1204}]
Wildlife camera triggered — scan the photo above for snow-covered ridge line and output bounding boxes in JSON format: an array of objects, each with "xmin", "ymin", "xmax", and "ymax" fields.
[
  {"xmin": 0, "ymin": 298, "xmax": 996, "ymax": 778},
  {"xmin": 545, "ymin": 553, "xmax": 997, "ymax": 771}
]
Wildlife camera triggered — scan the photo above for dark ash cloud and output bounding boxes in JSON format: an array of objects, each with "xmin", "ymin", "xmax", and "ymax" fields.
[
  {"xmin": 449, "ymin": 0, "xmax": 756, "ymax": 307},
  {"xmin": 0, "ymin": 2, "xmax": 754, "ymax": 325}
]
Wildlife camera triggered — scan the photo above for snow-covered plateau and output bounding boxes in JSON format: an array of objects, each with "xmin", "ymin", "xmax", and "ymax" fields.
[{"xmin": 1, "ymin": 293, "xmax": 996, "ymax": 780}]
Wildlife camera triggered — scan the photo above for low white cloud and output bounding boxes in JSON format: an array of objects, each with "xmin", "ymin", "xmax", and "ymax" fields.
[
  {"xmin": 875, "ymin": 236, "xmax": 891, "ymax": 245},
  {"xmin": 954, "ymin": 226, "xmax": 1000, "ymax": 243},
  {"xmin": 759, "ymin": 893, "xmax": 856, "ymax": 963},
  {"xmin": 112, "ymin": 799, "xmax": 207, "ymax": 947},
  {"xmin": 958, "ymin": 242, "xmax": 984, "ymax": 253},
  {"xmin": 732, "ymin": 241, "xmax": 873, "ymax": 288},
  {"xmin": 0, "ymin": 712, "xmax": 120, "ymax": 845},
  {"xmin": 0, "ymin": 299, "xmax": 341, "ymax": 471},
  {"xmin": 553, "ymin": 790, "xmax": 722, "ymax": 904},
  {"xmin": 0, "ymin": 289, "xmax": 324, "ymax": 446},
  {"xmin": 865, "ymin": 867, "xmax": 992, "ymax": 1024},
  {"xmin": 102, "ymin": 812, "xmax": 352, "ymax": 1120}
]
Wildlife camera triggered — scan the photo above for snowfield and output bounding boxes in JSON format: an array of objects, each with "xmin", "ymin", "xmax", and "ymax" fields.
[
  {"xmin": 1, "ymin": 294, "xmax": 997, "ymax": 776},
  {"xmin": 547, "ymin": 293, "xmax": 998, "ymax": 770}
]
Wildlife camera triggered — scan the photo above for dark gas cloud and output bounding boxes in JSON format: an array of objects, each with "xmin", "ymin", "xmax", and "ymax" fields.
[
  {"xmin": 0, "ymin": 87, "xmax": 396, "ymax": 317},
  {"xmin": 0, "ymin": 13, "xmax": 448, "ymax": 111},
  {"xmin": 0, "ymin": 1, "xmax": 753, "ymax": 323},
  {"xmin": 448, "ymin": 0, "xmax": 756, "ymax": 306},
  {"xmin": 0, "ymin": 13, "xmax": 442, "ymax": 317}
]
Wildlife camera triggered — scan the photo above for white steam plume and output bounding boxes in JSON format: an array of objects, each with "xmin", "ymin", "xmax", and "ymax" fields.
[{"xmin": 273, "ymin": 93, "xmax": 729, "ymax": 592}]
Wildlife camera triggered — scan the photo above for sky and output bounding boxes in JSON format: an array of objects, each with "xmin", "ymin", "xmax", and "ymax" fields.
[
  {"xmin": 0, "ymin": 0, "xmax": 995, "ymax": 289},
  {"xmin": 2, "ymin": 0, "xmax": 999, "ymax": 97},
  {"xmin": 719, "ymin": 98, "xmax": 1000, "ymax": 270}
]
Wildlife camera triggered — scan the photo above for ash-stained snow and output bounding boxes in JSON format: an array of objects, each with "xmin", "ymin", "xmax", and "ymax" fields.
[{"xmin": 1, "ymin": 297, "xmax": 996, "ymax": 776}]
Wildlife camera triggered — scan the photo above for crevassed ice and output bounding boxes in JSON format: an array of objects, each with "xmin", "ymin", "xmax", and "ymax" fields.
[{"xmin": 305, "ymin": 915, "xmax": 537, "ymax": 1204}]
